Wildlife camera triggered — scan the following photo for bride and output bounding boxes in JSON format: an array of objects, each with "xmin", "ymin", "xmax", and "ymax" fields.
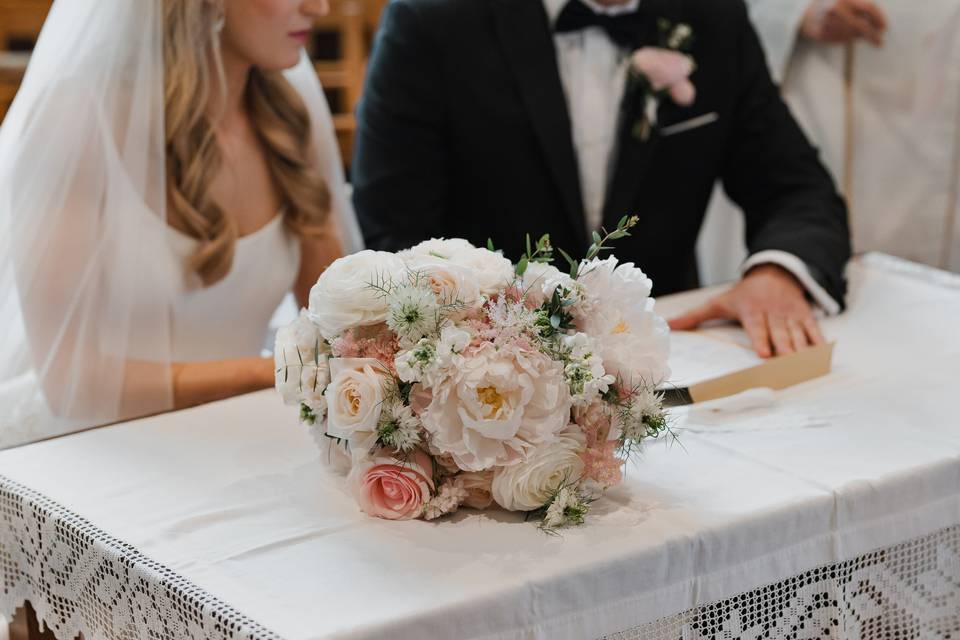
[{"xmin": 0, "ymin": 0, "xmax": 363, "ymax": 448}]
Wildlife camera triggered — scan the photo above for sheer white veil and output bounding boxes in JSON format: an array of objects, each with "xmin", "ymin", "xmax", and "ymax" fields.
[{"xmin": 0, "ymin": 1, "xmax": 361, "ymax": 448}]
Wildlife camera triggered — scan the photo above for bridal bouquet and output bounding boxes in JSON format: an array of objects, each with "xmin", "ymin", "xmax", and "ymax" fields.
[{"xmin": 275, "ymin": 218, "xmax": 671, "ymax": 530}]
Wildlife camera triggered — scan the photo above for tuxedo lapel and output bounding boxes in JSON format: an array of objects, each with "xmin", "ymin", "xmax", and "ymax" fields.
[
  {"xmin": 602, "ymin": 0, "xmax": 684, "ymax": 228},
  {"xmin": 492, "ymin": 0, "xmax": 587, "ymax": 247}
]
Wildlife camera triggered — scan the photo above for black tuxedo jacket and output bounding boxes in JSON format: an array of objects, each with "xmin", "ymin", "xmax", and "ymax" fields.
[{"xmin": 352, "ymin": 0, "xmax": 851, "ymax": 301}]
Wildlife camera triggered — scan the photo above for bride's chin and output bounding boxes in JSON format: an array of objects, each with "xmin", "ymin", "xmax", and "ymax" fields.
[{"xmin": 254, "ymin": 50, "xmax": 303, "ymax": 73}]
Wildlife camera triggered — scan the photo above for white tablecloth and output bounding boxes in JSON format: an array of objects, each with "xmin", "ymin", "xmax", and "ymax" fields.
[{"xmin": 1, "ymin": 254, "xmax": 959, "ymax": 640}]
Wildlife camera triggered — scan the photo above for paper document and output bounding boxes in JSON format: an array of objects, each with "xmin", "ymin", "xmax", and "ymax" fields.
[{"xmin": 667, "ymin": 331, "xmax": 763, "ymax": 388}]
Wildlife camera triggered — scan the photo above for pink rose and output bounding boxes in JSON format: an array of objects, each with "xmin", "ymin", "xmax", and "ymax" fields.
[
  {"xmin": 631, "ymin": 48, "xmax": 696, "ymax": 107},
  {"xmin": 348, "ymin": 449, "xmax": 435, "ymax": 520}
]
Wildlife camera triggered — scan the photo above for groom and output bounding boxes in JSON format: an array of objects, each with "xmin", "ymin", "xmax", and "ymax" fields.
[{"xmin": 352, "ymin": 0, "xmax": 851, "ymax": 358}]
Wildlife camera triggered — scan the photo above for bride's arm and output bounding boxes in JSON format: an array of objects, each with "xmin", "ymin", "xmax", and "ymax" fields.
[
  {"xmin": 169, "ymin": 357, "xmax": 274, "ymax": 410},
  {"xmin": 293, "ymin": 222, "xmax": 343, "ymax": 308}
]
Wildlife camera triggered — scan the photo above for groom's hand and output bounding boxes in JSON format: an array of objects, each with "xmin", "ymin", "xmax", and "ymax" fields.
[{"xmin": 668, "ymin": 264, "xmax": 825, "ymax": 358}]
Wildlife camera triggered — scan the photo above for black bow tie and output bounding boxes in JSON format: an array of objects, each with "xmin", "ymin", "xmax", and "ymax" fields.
[{"xmin": 554, "ymin": 0, "xmax": 646, "ymax": 50}]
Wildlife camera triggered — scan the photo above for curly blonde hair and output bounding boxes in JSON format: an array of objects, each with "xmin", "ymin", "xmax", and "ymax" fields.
[{"xmin": 163, "ymin": 0, "xmax": 331, "ymax": 286}]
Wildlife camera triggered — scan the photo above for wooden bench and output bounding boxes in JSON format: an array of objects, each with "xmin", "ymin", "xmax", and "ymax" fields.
[{"xmin": 0, "ymin": 51, "xmax": 28, "ymax": 122}]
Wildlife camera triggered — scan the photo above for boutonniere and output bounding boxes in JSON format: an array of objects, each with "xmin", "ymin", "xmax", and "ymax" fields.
[{"xmin": 628, "ymin": 20, "xmax": 696, "ymax": 141}]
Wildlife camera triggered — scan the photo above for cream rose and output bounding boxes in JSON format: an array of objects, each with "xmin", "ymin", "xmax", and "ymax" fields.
[
  {"xmin": 420, "ymin": 343, "xmax": 571, "ymax": 472},
  {"xmin": 491, "ymin": 427, "xmax": 586, "ymax": 512},
  {"xmin": 459, "ymin": 470, "xmax": 495, "ymax": 510},
  {"xmin": 325, "ymin": 358, "xmax": 392, "ymax": 453},
  {"xmin": 308, "ymin": 250, "xmax": 406, "ymax": 340}
]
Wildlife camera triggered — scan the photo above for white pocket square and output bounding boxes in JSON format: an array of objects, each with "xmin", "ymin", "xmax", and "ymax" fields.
[{"xmin": 660, "ymin": 112, "xmax": 719, "ymax": 137}]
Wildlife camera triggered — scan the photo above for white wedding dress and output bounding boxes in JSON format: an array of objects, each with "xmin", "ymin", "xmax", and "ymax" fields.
[
  {"xmin": 167, "ymin": 215, "xmax": 300, "ymax": 363},
  {"xmin": 0, "ymin": 214, "xmax": 302, "ymax": 449},
  {"xmin": 0, "ymin": 1, "xmax": 362, "ymax": 450}
]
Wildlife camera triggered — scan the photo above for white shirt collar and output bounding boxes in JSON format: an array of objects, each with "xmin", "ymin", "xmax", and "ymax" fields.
[{"xmin": 543, "ymin": 0, "xmax": 642, "ymax": 25}]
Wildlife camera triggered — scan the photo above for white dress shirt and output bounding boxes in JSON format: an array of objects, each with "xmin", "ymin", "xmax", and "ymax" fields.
[{"xmin": 543, "ymin": 0, "xmax": 839, "ymax": 312}]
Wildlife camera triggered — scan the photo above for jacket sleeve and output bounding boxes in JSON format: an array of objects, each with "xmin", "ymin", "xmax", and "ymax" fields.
[
  {"xmin": 720, "ymin": 0, "xmax": 851, "ymax": 306},
  {"xmin": 351, "ymin": 0, "xmax": 448, "ymax": 252}
]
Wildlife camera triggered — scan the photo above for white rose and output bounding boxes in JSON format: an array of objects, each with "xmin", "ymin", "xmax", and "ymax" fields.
[
  {"xmin": 421, "ymin": 343, "xmax": 571, "ymax": 472},
  {"xmin": 324, "ymin": 358, "xmax": 392, "ymax": 452},
  {"xmin": 576, "ymin": 257, "xmax": 670, "ymax": 387},
  {"xmin": 405, "ymin": 258, "xmax": 481, "ymax": 310},
  {"xmin": 308, "ymin": 250, "xmax": 406, "ymax": 340},
  {"xmin": 274, "ymin": 310, "xmax": 330, "ymax": 409},
  {"xmin": 491, "ymin": 426, "xmax": 586, "ymax": 512}
]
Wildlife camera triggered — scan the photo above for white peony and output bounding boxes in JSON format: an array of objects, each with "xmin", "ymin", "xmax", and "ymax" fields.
[
  {"xmin": 420, "ymin": 343, "xmax": 571, "ymax": 472},
  {"xmin": 274, "ymin": 310, "xmax": 330, "ymax": 413},
  {"xmin": 575, "ymin": 257, "xmax": 670, "ymax": 388},
  {"xmin": 324, "ymin": 358, "xmax": 392, "ymax": 455},
  {"xmin": 490, "ymin": 426, "xmax": 586, "ymax": 512},
  {"xmin": 405, "ymin": 258, "xmax": 481, "ymax": 310},
  {"xmin": 308, "ymin": 250, "xmax": 406, "ymax": 340}
]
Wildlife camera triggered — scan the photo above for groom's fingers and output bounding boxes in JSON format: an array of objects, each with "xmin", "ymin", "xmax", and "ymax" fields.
[
  {"xmin": 740, "ymin": 311, "xmax": 772, "ymax": 358},
  {"xmin": 668, "ymin": 300, "xmax": 723, "ymax": 331}
]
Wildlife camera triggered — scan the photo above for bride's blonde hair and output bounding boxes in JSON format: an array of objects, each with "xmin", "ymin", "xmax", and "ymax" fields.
[{"xmin": 163, "ymin": 0, "xmax": 331, "ymax": 286}]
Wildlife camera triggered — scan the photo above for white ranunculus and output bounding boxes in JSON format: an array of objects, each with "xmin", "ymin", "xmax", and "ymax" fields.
[
  {"xmin": 450, "ymin": 246, "xmax": 516, "ymax": 296},
  {"xmin": 400, "ymin": 237, "xmax": 477, "ymax": 262},
  {"xmin": 399, "ymin": 238, "xmax": 513, "ymax": 297},
  {"xmin": 405, "ymin": 258, "xmax": 481, "ymax": 310},
  {"xmin": 308, "ymin": 250, "xmax": 406, "ymax": 340},
  {"xmin": 491, "ymin": 427, "xmax": 586, "ymax": 512},
  {"xmin": 420, "ymin": 343, "xmax": 571, "ymax": 472},
  {"xmin": 310, "ymin": 424, "xmax": 353, "ymax": 475},
  {"xmin": 325, "ymin": 358, "xmax": 392, "ymax": 452},
  {"xmin": 274, "ymin": 310, "xmax": 330, "ymax": 410},
  {"xmin": 575, "ymin": 257, "xmax": 670, "ymax": 387}
]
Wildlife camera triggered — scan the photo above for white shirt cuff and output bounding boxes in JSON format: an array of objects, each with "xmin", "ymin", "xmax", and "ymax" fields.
[{"xmin": 741, "ymin": 250, "xmax": 841, "ymax": 316}]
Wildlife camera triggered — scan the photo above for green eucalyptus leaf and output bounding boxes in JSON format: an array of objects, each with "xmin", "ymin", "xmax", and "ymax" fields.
[{"xmin": 516, "ymin": 256, "xmax": 529, "ymax": 276}]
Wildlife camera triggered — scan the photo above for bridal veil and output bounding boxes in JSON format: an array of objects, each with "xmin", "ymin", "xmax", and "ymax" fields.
[{"xmin": 0, "ymin": 0, "xmax": 361, "ymax": 447}]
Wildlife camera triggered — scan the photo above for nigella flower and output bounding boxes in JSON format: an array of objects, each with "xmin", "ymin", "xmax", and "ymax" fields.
[
  {"xmin": 387, "ymin": 284, "xmax": 440, "ymax": 347},
  {"xmin": 541, "ymin": 484, "xmax": 591, "ymax": 531},
  {"xmin": 376, "ymin": 400, "xmax": 423, "ymax": 453}
]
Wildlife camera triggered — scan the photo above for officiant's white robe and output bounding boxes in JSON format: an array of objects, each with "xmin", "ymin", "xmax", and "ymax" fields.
[{"xmin": 698, "ymin": 0, "xmax": 960, "ymax": 284}]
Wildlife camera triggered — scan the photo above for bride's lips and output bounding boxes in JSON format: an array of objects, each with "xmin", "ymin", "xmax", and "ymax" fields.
[{"xmin": 289, "ymin": 29, "xmax": 311, "ymax": 44}]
